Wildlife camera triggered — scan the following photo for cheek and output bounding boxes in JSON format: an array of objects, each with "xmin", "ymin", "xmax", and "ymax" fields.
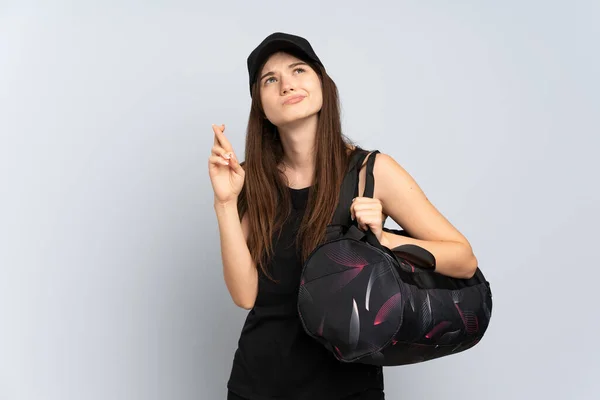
[
  {"xmin": 308, "ymin": 80, "xmax": 323, "ymax": 106},
  {"xmin": 311, "ymin": 87, "xmax": 323, "ymax": 110},
  {"xmin": 315, "ymin": 90, "xmax": 324, "ymax": 107},
  {"xmin": 260, "ymin": 94, "xmax": 276, "ymax": 115}
]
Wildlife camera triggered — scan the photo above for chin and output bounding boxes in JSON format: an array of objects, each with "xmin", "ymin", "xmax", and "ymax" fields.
[{"xmin": 277, "ymin": 115, "xmax": 316, "ymax": 127}]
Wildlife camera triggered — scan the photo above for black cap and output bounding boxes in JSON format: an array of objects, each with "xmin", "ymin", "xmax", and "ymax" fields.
[{"xmin": 247, "ymin": 32, "xmax": 324, "ymax": 96}]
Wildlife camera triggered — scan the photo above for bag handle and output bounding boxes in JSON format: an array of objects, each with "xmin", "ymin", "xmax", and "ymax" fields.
[
  {"xmin": 330, "ymin": 149, "xmax": 375, "ymax": 227},
  {"xmin": 360, "ymin": 150, "xmax": 379, "ymax": 199},
  {"xmin": 348, "ymin": 152, "xmax": 437, "ymax": 271},
  {"xmin": 348, "ymin": 150, "xmax": 382, "ymax": 248}
]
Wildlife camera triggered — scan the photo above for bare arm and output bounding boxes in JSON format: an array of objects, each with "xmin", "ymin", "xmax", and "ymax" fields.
[
  {"xmin": 354, "ymin": 152, "xmax": 478, "ymax": 279},
  {"xmin": 209, "ymin": 123, "xmax": 258, "ymax": 309},
  {"xmin": 374, "ymin": 153, "xmax": 478, "ymax": 279},
  {"xmin": 214, "ymin": 202, "xmax": 258, "ymax": 309}
]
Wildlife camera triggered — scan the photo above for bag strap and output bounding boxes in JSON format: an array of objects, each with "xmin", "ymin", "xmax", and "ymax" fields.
[
  {"xmin": 330, "ymin": 149, "xmax": 369, "ymax": 226},
  {"xmin": 334, "ymin": 151, "xmax": 437, "ymax": 270},
  {"xmin": 330, "ymin": 149, "xmax": 380, "ymax": 227},
  {"xmin": 346, "ymin": 150, "xmax": 383, "ymax": 248},
  {"xmin": 361, "ymin": 150, "xmax": 380, "ymax": 199}
]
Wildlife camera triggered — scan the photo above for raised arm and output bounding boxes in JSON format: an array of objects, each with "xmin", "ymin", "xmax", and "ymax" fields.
[{"xmin": 209, "ymin": 124, "xmax": 258, "ymax": 309}]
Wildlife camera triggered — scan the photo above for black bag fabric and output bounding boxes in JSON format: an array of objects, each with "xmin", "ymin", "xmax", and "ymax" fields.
[{"xmin": 297, "ymin": 150, "xmax": 493, "ymax": 366}]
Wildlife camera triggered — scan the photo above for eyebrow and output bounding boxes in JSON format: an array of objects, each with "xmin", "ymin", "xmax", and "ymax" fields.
[{"xmin": 259, "ymin": 62, "xmax": 308, "ymax": 83}]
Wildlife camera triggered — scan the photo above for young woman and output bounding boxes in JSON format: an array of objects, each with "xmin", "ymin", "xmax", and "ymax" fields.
[{"xmin": 209, "ymin": 32, "xmax": 478, "ymax": 400}]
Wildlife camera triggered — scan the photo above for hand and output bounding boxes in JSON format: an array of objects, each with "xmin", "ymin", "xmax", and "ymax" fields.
[
  {"xmin": 350, "ymin": 197, "xmax": 386, "ymax": 244},
  {"xmin": 208, "ymin": 124, "xmax": 245, "ymax": 205}
]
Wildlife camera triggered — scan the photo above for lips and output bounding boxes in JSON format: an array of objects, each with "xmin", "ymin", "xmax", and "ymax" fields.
[{"xmin": 283, "ymin": 95, "xmax": 306, "ymax": 105}]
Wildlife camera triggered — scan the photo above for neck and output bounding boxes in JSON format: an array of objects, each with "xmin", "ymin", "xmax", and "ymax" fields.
[{"xmin": 277, "ymin": 115, "xmax": 318, "ymax": 183}]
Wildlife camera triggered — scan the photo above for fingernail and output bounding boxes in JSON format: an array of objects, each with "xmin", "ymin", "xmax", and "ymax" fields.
[{"xmin": 223, "ymin": 153, "xmax": 231, "ymax": 159}]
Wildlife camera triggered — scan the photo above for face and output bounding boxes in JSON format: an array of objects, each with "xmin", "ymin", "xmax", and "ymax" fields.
[{"xmin": 258, "ymin": 51, "xmax": 323, "ymax": 127}]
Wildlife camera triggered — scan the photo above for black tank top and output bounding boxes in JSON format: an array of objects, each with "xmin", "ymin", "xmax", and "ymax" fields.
[{"xmin": 227, "ymin": 184, "xmax": 384, "ymax": 400}]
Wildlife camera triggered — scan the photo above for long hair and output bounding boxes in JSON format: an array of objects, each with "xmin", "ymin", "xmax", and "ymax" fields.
[{"xmin": 237, "ymin": 56, "xmax": 364, "ymax": 280}]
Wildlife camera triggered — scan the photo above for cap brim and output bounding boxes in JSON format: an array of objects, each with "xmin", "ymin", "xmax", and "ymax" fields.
[{"xmin": 253, "ymin": 39, "xmax": 313, "ymax": 77}]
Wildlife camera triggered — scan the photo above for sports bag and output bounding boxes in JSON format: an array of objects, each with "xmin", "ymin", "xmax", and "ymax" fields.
[{"xmin": 297, "ymin": 149, "xmax": 493, "ymax": 366}]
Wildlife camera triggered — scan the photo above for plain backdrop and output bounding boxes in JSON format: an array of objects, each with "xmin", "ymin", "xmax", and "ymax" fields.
[{"xmin": 1, "ymin": 1, "xmax": 599, "ymax": 399}]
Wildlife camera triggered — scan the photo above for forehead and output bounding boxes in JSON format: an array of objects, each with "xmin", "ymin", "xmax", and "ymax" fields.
[{"xmin": 260, "ymin": 51, "xmax": 304, "ymax": 74}]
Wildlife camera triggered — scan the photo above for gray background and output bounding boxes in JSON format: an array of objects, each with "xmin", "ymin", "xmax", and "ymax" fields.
[{"xmin": 1, "ymin": 0, "xmax": 598, "ymax": 399}]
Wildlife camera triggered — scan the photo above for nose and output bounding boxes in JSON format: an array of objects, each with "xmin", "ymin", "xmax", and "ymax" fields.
[{"xmin": 279, "ymin": 74, "xmax": 295, "ymax": 95}]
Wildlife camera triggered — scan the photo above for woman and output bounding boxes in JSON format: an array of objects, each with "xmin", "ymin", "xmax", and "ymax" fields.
[{"xmin": 209, "ymin": 32, "xmax": 478, "ymax": 400}]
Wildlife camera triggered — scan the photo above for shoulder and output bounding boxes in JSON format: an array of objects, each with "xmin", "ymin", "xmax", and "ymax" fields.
[
  {"xmin": 372, "ymin": 152, "xmax": 405, "ymax": 178},
  {"xmin": 364, "ymin": 151, "xmax": 419, "ymax": 203},
  {"xmin": 356, "ymin": 150, "xmax": 405, "ymax": 201},
  {"xmin": 358, "ymin": 150, "xmax": 398, "ymax": 175},
  {"xmin": 356, "ymin": 149, "xmax": 414, "ymax": 212}
]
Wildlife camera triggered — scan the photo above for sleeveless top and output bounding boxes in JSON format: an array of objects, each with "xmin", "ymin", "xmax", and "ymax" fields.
[{"xmin": 227, "ymin": 173, "xmax": 384, "ymax": 399}]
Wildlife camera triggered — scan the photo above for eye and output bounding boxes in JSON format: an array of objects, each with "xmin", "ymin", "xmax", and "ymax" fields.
[{"xmin": 263, "ymin": 68, "xmax": 306, "ymax": 86}]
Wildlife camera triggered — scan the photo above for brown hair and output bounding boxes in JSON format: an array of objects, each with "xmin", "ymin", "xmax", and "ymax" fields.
[{"xmin": 237, "ymin": 57, "xmax": 364, "ymax": 280}]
